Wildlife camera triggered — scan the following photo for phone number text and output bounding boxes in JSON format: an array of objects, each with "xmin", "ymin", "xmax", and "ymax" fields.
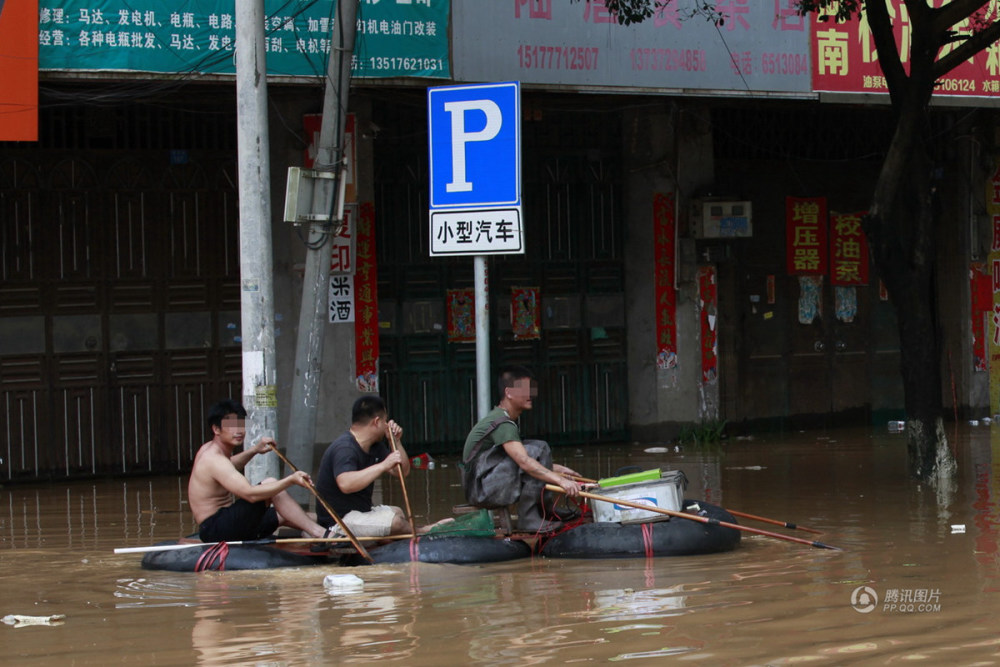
[
  {"xmin": 518, "ymin": 45, "xmax": 599, "ymax": 70},
  {"xmin": 364, "ymin": 56, "xmax": 445, "ymax": 72}
]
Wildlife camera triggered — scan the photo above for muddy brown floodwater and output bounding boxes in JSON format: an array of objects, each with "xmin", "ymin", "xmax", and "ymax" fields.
[{"xmin": 1, "ymin": 425, "xmax": 999, "ymax": 665}]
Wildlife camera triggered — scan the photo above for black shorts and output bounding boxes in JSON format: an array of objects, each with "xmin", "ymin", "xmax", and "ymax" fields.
[{"xmin": 198, "ymin": 498, "xmax": 279, "ymax": 543}]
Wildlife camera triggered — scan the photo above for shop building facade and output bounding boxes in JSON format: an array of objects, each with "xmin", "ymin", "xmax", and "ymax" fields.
[{"xmin": 0, "ymin": 1, "xmax": 993, "ymax": 480}]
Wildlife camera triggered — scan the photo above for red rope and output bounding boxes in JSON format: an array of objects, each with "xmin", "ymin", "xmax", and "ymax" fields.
[
  {"xmin": 641, "ymin": 522, "xmax": 654, "ymax": 559},
  {"xmin": 195, "ymin": 542, "xmax": 229, "ymax": 572},
  {"xmin": 408, "ymin": 536, "xmax": 420, "ymax": 562}
]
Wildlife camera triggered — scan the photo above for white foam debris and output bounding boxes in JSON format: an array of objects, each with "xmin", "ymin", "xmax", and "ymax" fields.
[
  {"xmin": 323, "ymin": 574, "xmax": 365, "ymax": 594},
  {"xmin": 3, "ymin": 614, "xmax": 66, "ymax": 628}
]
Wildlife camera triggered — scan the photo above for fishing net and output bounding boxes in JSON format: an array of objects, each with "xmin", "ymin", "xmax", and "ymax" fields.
[{"xmin": 423, "ymin": 509, "xmax": 496, "ymax": 538}]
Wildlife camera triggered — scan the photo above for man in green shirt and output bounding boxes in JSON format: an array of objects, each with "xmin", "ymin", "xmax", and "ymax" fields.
[{"xmin": 462, "ymin": 365, "xmax": 583, "ymax": 533}]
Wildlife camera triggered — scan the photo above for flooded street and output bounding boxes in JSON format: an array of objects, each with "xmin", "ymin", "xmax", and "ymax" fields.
[{"xmin": 2, "ymin": 425, "xmax": 999, "ymax": 665}]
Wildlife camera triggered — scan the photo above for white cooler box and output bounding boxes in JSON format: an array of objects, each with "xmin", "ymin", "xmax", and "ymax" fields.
[{"xmin": 592, "ymin": 470, "xmax": 687, "ymax": 524}]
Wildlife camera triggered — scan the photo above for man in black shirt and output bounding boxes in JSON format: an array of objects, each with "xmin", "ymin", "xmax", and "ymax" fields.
[{"xmin": 314, "ymin": 395, "xmax": 412, "ymax": 537}]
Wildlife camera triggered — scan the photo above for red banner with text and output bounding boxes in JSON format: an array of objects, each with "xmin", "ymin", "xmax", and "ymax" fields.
[
  {"xmin": 354, "ymin": 202, "xmax": 379, "ymax": 392},
  {"xmin": 698, "ymin": 266, "xmax": 718, "ymax": 384},
  {"xmin": 829, "ymin": 211, "xmax": 869, "ymax": 286},
  {"xmin": 0, "ymin": 0, "xmax": 39, "ymax": 141},
  {"xmin": 786, "ymin": 196, "xmax": 828, "ymax": 275},
  {"xmin": 654, "ymin": 192, "xmax": 677, "ymax": 370}
]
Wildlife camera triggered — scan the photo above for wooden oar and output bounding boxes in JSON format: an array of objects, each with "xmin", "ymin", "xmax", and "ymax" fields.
[
  {"xmin": 386, "ymin": 426, "xmax": 417, "ymax": 538},
  {"xmin": 545, "ymin": 484, "xmax": 842, "ymax": 551},
  {"xmin": 723, "ymin": 508, "xmax": 822, "ymax": 534},
  {"xmin": 115, "ymin": 534, "xmax": 415, "ymax": 555},
  {"xmin": 268, "ymin": 445, "xmax": 374, "ymax": 563},
  {"xmin": 567, "ymin": 474, "xmax": 821, "ymax": 534}
]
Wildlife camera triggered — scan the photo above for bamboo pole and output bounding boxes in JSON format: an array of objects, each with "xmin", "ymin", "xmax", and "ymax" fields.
[
  {"xmin": 269, "ymin": 446, "xmax": 374, "ymax": 563},
  {"xmin": 546, "ymin": 485, "xmax": 841, "ymax": 551}
]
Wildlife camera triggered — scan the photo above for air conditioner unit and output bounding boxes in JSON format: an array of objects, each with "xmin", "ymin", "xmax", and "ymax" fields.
[{"xmin": 691, "ymin": 200, "xmax": 752, "ymax": 238}]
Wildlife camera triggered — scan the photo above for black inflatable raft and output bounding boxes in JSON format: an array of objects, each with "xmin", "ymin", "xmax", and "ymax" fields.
[
  {"xmin": 140, "ymin": 534, "xmax": 532, "ymax": 571},
  {"xmin": 141, "ymin": 541, "xmax": 343, "ymax": 571},
  {"xmin": 540, "ymin": 500, "xmax": 741, "ymax": 558},
  {"xmin": 368, "ymin": 534, "xmax": 531, "ymax": 564}
]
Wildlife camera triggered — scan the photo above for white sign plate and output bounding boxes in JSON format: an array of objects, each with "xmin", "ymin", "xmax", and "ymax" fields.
[{"xmin": 430, "ymin": 207, "xmax": 523, "ymax": 256}]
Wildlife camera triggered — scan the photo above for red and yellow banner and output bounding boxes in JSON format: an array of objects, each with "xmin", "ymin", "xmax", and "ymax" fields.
[
  {"xmin": 698, "ymin": 266, "xmax": 717, "ymax": 384},
  {"xmin": 0, "ymin": 0, "xmax": 39, "ymax": 141},
  {"xmin": 812, "ymin": 2, "xmax": 1000, "ymax": 98},
  {"xmin": 988, "ymin": 161, "xmax": 1000, "ymax": 412},
  {"xmin": 511, "ymin": 287, "xmax": 540, "ymax": 340},
  {"xmin": 786, "ymin": 196, "xmax": 828, "ymax": 275},
  {"xmin": 972, "ymin": 262, "xmax": 990, "ymax": 373},
  {"xmin": 830, "ymin": 211, "xmax": 868, "ymax": 286},
  {"xmin": 446, "ymin": 288, "xmax": 475, "ymax": 342},
  {"xmin": 354, "ymin": 202, "xmax": 379, "ymax": 392},
  {"xmin": 653, "ymin": 192, "xmax": 677, "ymax": 369}
]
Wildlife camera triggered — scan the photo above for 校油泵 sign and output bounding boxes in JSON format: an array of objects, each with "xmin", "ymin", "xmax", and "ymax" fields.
[{"xmin": 829, "ymin": 211, "xmax": 868, "ymax": 286}]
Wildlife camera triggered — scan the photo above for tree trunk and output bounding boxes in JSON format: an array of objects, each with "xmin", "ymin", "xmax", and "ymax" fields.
[{"xmin": 863, "ymin": 98, "xmax": 956, "ymax": 482}]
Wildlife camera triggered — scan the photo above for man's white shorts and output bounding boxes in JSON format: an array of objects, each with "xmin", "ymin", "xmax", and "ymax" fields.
[{"xmin": 330, "ymin": 505, "xmax": 397, "ymax": 538}]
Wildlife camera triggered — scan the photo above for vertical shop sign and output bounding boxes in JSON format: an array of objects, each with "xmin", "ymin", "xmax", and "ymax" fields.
[
  {"xmin": 698, "ymin": 266, "xmax": 718, "ymax": 383},
  {"xmin": 354, "ymin": 202, "xmax": 379, "ymax": 392},
  {"xmin": 654, "ymin": 192, "xmax": 678, "ymax": 369},
  {"xmin": 786, "ymin": 196, "xmax": 828, "ymax": 275},
  {"xmin": 0, "ymin": 0, "xmax": 38, "ymax": 140},
  {"xmin": 328, "ymin": 207, "xmax": 355, "ymax": 324},
  {"xmin": 829, "ymin": 211, "xmax": 868, "ymax": 285},
  {"xmin": 330, "ymin": 206, "xmax": 354, "ymax": 275},
  {"xmin": 511, "ymin": 287, "xmax": 540, "ymax": 340},
  {"xmin": 972, "ymin": 262, "xmax": 990, "ymax": 373},
  {"xmin": 446, "ymin": 288, "xmax": 475, "ymax": 342},
  {"xmin": 988, "ymin": 162, "xmax": 1000, "ymax": 413}
]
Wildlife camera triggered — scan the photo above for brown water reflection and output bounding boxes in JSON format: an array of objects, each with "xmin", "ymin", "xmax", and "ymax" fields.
[{"xmin": 2, "ymin": 425, "xmax": 999, "ymax": 665}]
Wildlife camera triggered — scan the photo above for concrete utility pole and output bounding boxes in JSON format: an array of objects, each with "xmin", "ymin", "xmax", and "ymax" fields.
[
  {"xmin": 235, "ymin": 0, "xmax": 279, "ymax": 482},
  {"xmin": 284, "ymin": 0, "xmax": 359, "ymax": 490}
]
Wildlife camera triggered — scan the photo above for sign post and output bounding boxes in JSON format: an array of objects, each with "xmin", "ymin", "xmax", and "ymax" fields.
[{"xmin": 428, "ymin": 81, "xmax": 522, "ymax": 418}]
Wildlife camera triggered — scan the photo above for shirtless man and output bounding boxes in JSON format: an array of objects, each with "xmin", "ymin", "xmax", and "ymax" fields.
[{"xmin": 187, "ymin": 398, "xmax": 327, "ymax": 543}]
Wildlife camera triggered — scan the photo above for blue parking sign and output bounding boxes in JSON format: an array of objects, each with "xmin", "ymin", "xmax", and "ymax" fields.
[{"xmin": 428, "ymin": 81, "xmax": 520, "ymax": 209}]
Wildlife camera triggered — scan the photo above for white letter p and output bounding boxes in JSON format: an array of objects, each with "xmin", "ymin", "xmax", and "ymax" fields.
[{"xmin": 443, "ymin": 99, "xmax": 502, "ymax": 193}]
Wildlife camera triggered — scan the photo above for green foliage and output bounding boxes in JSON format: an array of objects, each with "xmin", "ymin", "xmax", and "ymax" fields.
[
  {"xmin": 677, "ymin": 419, "xmax": 728, "ymax": 446},
  {"xmin": 796, "ymin": 1, "xmax": 863, "ymax": 23},
  {"xmin": 600, "ymin": 0, "xmax": 724, "ymax": 26},
  {"xmin": 598, "ymin": 1, "xmax": 865, "ymax": 27}
]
